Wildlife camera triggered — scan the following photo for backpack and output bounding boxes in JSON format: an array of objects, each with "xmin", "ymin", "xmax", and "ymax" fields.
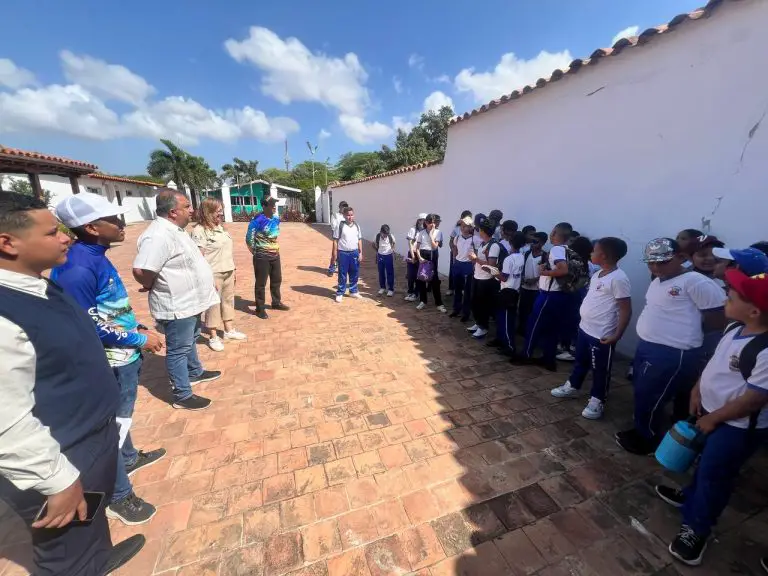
[
  {"xmin": 552, "ymin": 247, "xmax": 589, "ymax": 292},
  {"xmin": 375, "ymin": 232, "xmax": 395, "ymax": 251},
  {"xmin": 723, "ymin": 322, "xmax": 768, "ymax": 430},
  {"xmin": 337, "ymin": 220, "xmax": 361, "ymax": 238},
  {"xmin": 485, "ymin": 239, "xmax": 509, "ymax": 270}
]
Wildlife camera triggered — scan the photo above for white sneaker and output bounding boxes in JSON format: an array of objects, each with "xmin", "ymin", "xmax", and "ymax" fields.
[
  {"xmin": 582, "ymin": 397, "xmax": 604, "ymax": 420},
  {"xmin": 208, "ymin": 337, "xmax": 225, "ymax": 352},
  {"xmin": 416, "ymin": 302, "xmax": 426, "ymax": 310},
  {"xmin": 335, "ymin": 295, "xmax": 343, "ymax": 303},
  {"xmin": 378, "ymin": 288, "xmax": 386, "ymax": 295},
  {"xmin": 472, "ymin": 328, "xmax": 488, "ymax": 339},
  {"xmin": 350, "ymin": 292, "xmax": 363, "ymax": 299},
  {"xmin": 466, "ymin": 324, "xmax": 479, "ymax": 332},
  {"xmin": 556, "ymin": 351, "xmax": 576, "ymax": 362},
  {"xmin": 551, "ymin": 381, "xmax": 580, "ymax": 398},
  {"xmin": 437, "ymin": 305, "xmax": 447, "ymax": 313},
  {"xmin": 404, "ymin": 293, "xmax": 414, "ymax": 301},
  {"xmin": 223, "ymin": 330, "xmax": 247, "ymax": 340},
  {"xmin": 386, "ymin": 290, "xmax": 394, "ymax": 297}
]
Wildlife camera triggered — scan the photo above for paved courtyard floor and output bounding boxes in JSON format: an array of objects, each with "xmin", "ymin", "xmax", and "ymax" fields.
[{"xmin": 3, "ymin": 221, "xmax": 768, "ymax": 576}]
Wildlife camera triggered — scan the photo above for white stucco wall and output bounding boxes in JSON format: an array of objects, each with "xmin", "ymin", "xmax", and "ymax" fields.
[
  {"xmin": 332, "ymin": 0, "xmax": 768, "ymax": 353},
  {"xmin": 2, "ymin": 174, "xmax": 158, "ymax": 223}
]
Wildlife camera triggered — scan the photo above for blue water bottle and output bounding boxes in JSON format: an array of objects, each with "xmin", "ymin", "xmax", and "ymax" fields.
[{"xmin": 655, "ymin": 420, "xmax": 705, "ymax": 473}]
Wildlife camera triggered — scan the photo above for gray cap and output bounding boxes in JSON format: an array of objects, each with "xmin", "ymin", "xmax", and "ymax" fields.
[{"xmin": 642, "ymin": 238, "xmax": 677, "ymax": 263}]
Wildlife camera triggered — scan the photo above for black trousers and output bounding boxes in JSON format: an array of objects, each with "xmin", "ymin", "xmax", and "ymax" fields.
[
  {"xmin": 416, "ymin": 250, "xmax": 442, "ymax": 306},
  {"xmin": 253, "ymin": 255, "xmax": 282, "ymax": 310},
  {"xmin": 518, "ymin": 288, "xmax": 538, "ymax": 336},
  {"xmin": 472, "ymin": 278, "xmax": 499, "ymax": 329},
  {"xmin": 0, "ymin": 421, "xmax": 118, "ymax": 576}
]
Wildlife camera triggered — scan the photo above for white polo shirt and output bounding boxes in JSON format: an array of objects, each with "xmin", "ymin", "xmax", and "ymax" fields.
[
  {"xmin": 700, "ymin": 326, "xmax": 768, "ymax": 429},
  {"xmin": 134, "ymin": 217, "xmax": 219, "ymax": 321},
  {"xmin": 377, "ymin": 234, "xmax": 394, "ymax": 256},
  {"xmin": 500, "ymin": 253, "xmax": 525, "ymax": 291},
  {"xmin": 474, "ymin": 242, "xmax": 500, "ymax": 280},
  {"xmin": 579, "ymin": 268, "xmax": 632, "ymax": 340},
  {"xmin": 455, "ymin": 235, "xmax": 475, "ymax": 263},
  {"xmin": 635, "ymin": 271, "xmax": 726, "ymax": 350},
  {"xmin": 334, "ymin": 221, "xmax": 362, "ymax": 252},
  {"xmin": 522, "ymin": 252, "xmax": 542, "ymax": 291},
  {"xmin": 539, "ymin": 245, "xmax": 567, "ymax": 292},
  {"xmin": 416, "ymin": 229, "xmax": 437, "ymax": 251}
]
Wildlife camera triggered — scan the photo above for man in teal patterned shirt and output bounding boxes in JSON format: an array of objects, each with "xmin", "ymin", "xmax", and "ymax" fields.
[{"xmin": 246, "ymin": 196, "xmax": 290, "ymax": 319}]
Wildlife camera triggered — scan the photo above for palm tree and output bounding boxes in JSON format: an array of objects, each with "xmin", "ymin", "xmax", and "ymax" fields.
[
  {"xmin": 221, "ymin": 157, "xmax": 259, "ymax": 210},
  {"xmin": 147, "ymin": 139, "xmax": 217, "ymax": 210}
]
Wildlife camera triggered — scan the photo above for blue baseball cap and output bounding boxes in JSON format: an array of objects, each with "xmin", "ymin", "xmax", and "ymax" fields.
[{"xmin": 713, "ymin": 247, "xmax": 768, "ymax": 277}]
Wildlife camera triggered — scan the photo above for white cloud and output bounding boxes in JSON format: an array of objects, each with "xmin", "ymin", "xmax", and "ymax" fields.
[
  {"xmin": 225, "ymin": 27, "xmax": 369, "ymax": 117},
  {"xmin": 392, "ymin": 116, "xmax": 414, "ymax": 133},
  {"xmin": 60, "ymin": 50, "xmax": 155, "ymax": 105},
  {"xmin": 612, "ymin": 25, "xmax": 640, "ymax": 46},
  {"xmin": 0, "ymin": 84, "xmax": 122, "ymax": 140},
  {"xmin": 338, "ymin": 114, "xmax": 393, "ymax": 145},
  {"xmin": 433, "ymin": 74, "xmax": 450, "ymax": 84},
  {"xmin": 455, "ymin": 49, "xmax": 573, "ymax": 103},
  {"xmin": 0, "ymin": 58, "xmax": 36, "ymax": 89},
  {"xmin": 393, "ymin": 76, "xmax": 403, "ymax": 94},
  {"xmin": 0, "ymin": 54, "xmax": 299, "ymax": 146},
  {"xmin": 319, "ymin": 129, "xmax": 331, "ymax": 140},
  {"xmin": 408, "ymin": 53, "xmax": 425, "ymax": 70},
  {"xmin": 423, "ymin": 90, "xmax": 454, "ymax": 113}
]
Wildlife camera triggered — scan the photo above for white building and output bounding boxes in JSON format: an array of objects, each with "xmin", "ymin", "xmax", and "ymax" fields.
[
  {"xmin": 329, "ymin": 0, "xmax": 768, "ymax": 353},
  {"xmin": 0, "ymin": 147, "xmax": 161, "ymax": 224}
]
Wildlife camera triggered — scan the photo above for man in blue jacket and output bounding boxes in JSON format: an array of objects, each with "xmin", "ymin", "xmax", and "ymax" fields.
[{"xmin": 51, "ymin": 193, "xmax": 165, "ymax": 526}]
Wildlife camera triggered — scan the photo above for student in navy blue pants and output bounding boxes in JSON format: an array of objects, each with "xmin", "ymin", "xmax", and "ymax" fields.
[
  {"xmin": 449, "ymin": 215, "xmax": 476, "ymax": 321},
  {"xmin": 377, "ymin": 253, "xmax": 394, "ymax": 292}
]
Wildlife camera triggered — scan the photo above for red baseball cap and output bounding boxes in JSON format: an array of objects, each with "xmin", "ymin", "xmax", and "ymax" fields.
[{"xmin": 725, "ymin": 269, "xmax": 768, "ymax": 312}]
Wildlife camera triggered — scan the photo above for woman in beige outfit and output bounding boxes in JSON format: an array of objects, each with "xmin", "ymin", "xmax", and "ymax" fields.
[{"xmin": 190, "ymin": 198, "xmax": 246, "ymax": 351}]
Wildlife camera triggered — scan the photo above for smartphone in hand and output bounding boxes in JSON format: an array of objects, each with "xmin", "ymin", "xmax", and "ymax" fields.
[{"xmin": 34, "ymin": 491, "xmax": 105, "ymax": 527}]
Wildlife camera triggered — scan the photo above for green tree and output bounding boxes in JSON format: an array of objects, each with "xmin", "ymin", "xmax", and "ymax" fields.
[
  {"xmin": 221, "ymin": 157, "xmax": 260, "ymax": 207},
  {"xmin": 8, "ymin": 178, "xmax": 52, "ymax": 206},
  {"xmin": 377, "ymin": 105, "xmax": 453, "ymax": 171},
  {"xmin": 147, "ymin": 139, "xmax": 217, "ymax": 210},
  {"xmin": 335, "ymin": 152, "xmax": 386, "ymax": 181}
]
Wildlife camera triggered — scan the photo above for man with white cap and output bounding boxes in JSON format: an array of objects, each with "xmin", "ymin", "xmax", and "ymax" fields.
[{"xmin": 51, "ymin": 192, "xmax": 165, "ymax": 526}]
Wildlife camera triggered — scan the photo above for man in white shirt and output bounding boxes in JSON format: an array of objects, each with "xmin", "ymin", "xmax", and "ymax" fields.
[
  {"xmin": 327, "ymin": 201, "xmax": 348, "ymax": 276},
  {"xmin": 333, "ymin": 206, "xmax": 363, "ymax": 303},
  {"xmin": 0, "ymin": 193, "xmax": 144, "ymax": 575},
  {"xmin": 133, "ymin": 189, "xmax": 221, "ymax": 411},
  {"xmin": 515, "ymin": 222, "xmax": 573, "ymax": 371},
  {"xmin": 616, "ymin": 237, "xmax": 726, "ymax": 456}
]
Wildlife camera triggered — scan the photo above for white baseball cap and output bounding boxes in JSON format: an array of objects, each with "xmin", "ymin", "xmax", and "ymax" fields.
[
  {"xmin": 56, "ymin": 193, "xmax": 128, "ymax": 228},
  {"xmin": 418, "ymin": 213, "xmax": 428, "ymax": 219}
]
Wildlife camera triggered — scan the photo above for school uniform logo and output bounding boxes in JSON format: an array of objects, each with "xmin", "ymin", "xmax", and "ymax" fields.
[
  {"xmin": 668, "ymin": 286, "xmax": 682, "ymax": 297},
  {"xmin": 595, "ymin": 282, "xmax": 605, "ymax": 291},
  {"xmin": 729, "ymin": 354, "xmax": 741, "ymax": 372}
]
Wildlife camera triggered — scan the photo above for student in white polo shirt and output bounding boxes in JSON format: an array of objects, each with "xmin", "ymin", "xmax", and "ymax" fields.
[
  {"xmin": 333, "ymin": 206, "xmax": 363, "ymax": 303},
  {"xmin": 518, "ymin": 231, "xmax": 547, "ymax": 336},
  {"xmin": 448, "ymin": 211, "xmax": 473, "ymax": 297},
  {"xmin": 414, "ymin": 214, "xmax": 446, "ymax": 312},
  {"xmin": 490, "ymin": 231, "xmax": 526, "ymax": 355},
  {"xmin": 616, "ymin": 237, "xmax": 726, "ymax": 456},
  {"xmin": 551, "ymin": 237, "xmax": 632, "ymax": 420},
  {"xmin": 449, "ymin": 215, "xmax": 476, "ymax": 321},
  {"xmin": 327, "ymin": 201, "xmax": 348, "ymax": 276}
]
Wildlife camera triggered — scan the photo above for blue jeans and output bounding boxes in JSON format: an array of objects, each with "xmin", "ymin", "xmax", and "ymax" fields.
[
  {"xmin": 683, "ymin": 423, "xmax": 768, "ymax": 536},
  {"xmin": 112, "ymin": 356, "xmax": 142, "ymax": 502},
  {"xmin": 158, "ymin": 315, "xmax": 204, "ymax": 403},
  {"xmin": 632, "ymin": 339, "xmax": 703, "ymax": 440},
  {"xmin": 568, "ymin": 329, "xmax": 614, "ymax": 402},
  {"xmin": 337, "ymin": 250, "xmax": 360, "ymax": 295},
  {"xmin": 452, "ymin": 260, "xmax": 473, "ymax": 316},
  {"xmin": 524, "ymin": 290, "xmax": 570, "ymax": 363},
  {"xmin": 377, "ymin": 253, "xmax": 395, "ymax": 291}
]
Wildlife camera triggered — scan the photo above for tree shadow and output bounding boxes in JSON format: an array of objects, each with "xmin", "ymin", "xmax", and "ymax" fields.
[
  {"xmin": 234, "ymin": 295, "xmax": 256, "ymax": 314},
  {"xmin": 296, "ymin": 265, "xmax": 331, "ymax": 275},
  {"xmin": 137, "ymin": 351, "xmax": 175, "ymax": 405}
]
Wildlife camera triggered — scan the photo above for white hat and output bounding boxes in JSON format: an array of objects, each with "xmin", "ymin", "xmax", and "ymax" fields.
[
  {"xmin": 418, "ymin": 213, "xmax": 428, "ymax": 220},
  {"xmin": 56, "ymin": 193, "xmax": 128, "ymax": 228}
]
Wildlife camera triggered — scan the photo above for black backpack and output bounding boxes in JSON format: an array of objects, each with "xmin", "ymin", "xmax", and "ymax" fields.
[
  {"xmin": 723, "ymin": 322, "xmax": 768, "ymax": 429},
  {"xmin": 551, "ymin": 247, "xmax": 589, "ymax": 292},
  {"xmin": 375, "ymin": 232, "xmax": 394, "ymax": 250},
  {"xmin": 485, "ymin": 239, "xmax": 509, "ymax": 270}
]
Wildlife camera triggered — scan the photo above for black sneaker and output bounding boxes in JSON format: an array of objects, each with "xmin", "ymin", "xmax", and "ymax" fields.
[
  {"xmin": 669, "ymin": 524, "xmax": 707, "ymax": 566},
  {"xmin": 172, "ymin": 394, "xmax": 212, "ymax": 410},
  {"xmin": 655, "ymin": 485, "xmax": 686, "ymax": 508},
  {"xmin": 540, "ymin": 360, "xmax": 558, "ymax": 373},
  {"xmin": 615, "ymin": 428, "xmax": 659, "ymax": 456},
  {"xmin": 460, "ymin": 316, "xmax": 470, "ymax": 322},
  {"xmin": 760, "ymin": 556, "xmax": 768, "ymax": 573},
  {"xmin": 271, "ymin": 302, "xmax": 290, "ymax": 311},
  {"xmin": 255, "ymin": 308, "xmax": 269, "ymax": 320},
  {"xmin": 125, "ymin": 448, "xmax": 167, "ymax": 477},
  {"xmin": 104, "ymin": 534, "xmax": 145, "ymax": 574},
  {"xmin": 190, "ymin": 370, "xmax": 222, "ymax": 385},
  {"xmin": 106, "ymin": 493, "xmax": 157, "ymax": 526},
  {"xmin": 449, "ymin": 311, "xmax": 460, "ymax": 318},
  {"xmin": 486, "ymin": 339, "xmax": 501, "ymax": 348}
]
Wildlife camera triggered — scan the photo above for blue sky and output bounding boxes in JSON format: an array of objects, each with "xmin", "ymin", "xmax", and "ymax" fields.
[{"xmin": 0, "ymin": 0, "xmax": 702, "ymax": 176}]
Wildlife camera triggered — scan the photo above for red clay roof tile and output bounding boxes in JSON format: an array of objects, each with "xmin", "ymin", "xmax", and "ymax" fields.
[
  {"xmin": 331, "ymin": 160, "xmax": 441, "ymax": 188},
  {"xmin": 87, "ymin": 173, "xmax": 162, "ymax": 187},
  {"xmin": 0, "ymin": 146, "xmax": 97, "ymax": 170}
]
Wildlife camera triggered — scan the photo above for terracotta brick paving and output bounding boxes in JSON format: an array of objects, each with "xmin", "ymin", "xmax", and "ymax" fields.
[{"xmin": 3, "ymin": 221, "xmax": 768, "ymax": 575}]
